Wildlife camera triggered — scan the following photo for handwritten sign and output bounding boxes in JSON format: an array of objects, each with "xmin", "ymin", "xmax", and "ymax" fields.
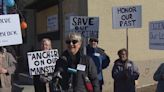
[
  {"xmin": 69, "ymin": 16, "xmax": 99, "ymax": 38},
  {"xmin": 27, "ymin": 49, "xmax": 59, "ymax": 75},
  {"xmin": 112, "ymin": 5, "xmax": 142, "ymax": 29},
  {"xmin": 0, "ymin": 14, "xmax": 22, "ymax": 46}
]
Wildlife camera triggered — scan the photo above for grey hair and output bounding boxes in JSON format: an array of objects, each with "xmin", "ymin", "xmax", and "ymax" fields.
[
  {"xmin": 66, "ymin": 32, "xmax": 82, "ymax": 41},
  {"xmin": 41, "ymin": 38, "xmax": 52, "ymax": 49}
]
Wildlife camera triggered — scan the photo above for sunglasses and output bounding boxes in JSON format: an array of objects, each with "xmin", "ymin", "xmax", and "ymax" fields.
[{"xmin": 65, "ymin": 40, "xmax": 79, "ymax": 44}]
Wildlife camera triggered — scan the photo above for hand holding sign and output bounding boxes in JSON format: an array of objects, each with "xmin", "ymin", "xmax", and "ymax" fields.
[{"xmin": 0, "ymin": 67, "xmax": 7, "ymax": 74}]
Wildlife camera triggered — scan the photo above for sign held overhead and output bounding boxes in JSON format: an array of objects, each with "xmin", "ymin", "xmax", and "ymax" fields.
[
  {"xmin": 69, "ymin": 16, "xmax": 99, "ymax": 38},
  {"xmin": 0, "ymin": 14, "xmax": 22, "ymax": 46},
  {"xmin": 112, "ymin": 5, "xmax": 142, "ymax": 29}
]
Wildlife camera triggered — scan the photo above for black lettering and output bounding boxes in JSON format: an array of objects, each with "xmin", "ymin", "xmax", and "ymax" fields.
[
  {"xmin": 47, "ymin": 59, "xmax": 52, "ymax": 64},
  {"xmin": 30, "ymin": 68, "xmax": 36, "ymax": 75},
  {"xmin": 36, "ymin": 53, "xmax": 42, "ymax": 59},
  {"xmin": 0, "ymin": 18, "xmax": 11, "ymax": 23},
  {"xmin": 72, "ymin": 17, "xmax": 77, "ymax": 26},
  {"xmin": 13, "ymin": 31, "xmax": 17, "ymax": 35},
  {"xmin": 78, "ymin": 18, "xmax": 82, "ymax": 25},
  {"xmin": 120, "ymin": 21, "xmax": 123, "ymax": 27},
  {"xmin": 83, "ymin": 18, "xmax": 88, "ymax": 25},
  {"xmin": 89, "ymin": 18, "xmax": 94, "ymax": 25},
  {"xmin": 34, "ymin": 61, "xmax": 40, "ymax": 66},
  {"xmin": 40, "ymin": 60, "xmax": 45, "ymax": 65},
  {"xmin": 75, "ymin": 26, "xmax": 79, "ymax": 30},
  {"xmin": 131, "ymin": 20, "xmax": 136, "ymax": 26},
  {"xmin": 7, "ymin": 32, "xmax": 12, "ymax": 36},
  {"xmin": 121, "ymin": 14, "xmax": 133, "ymax": 20},
  {"xmin": 42, "ymin": 52, "xmax": 48, "ymax": 58},
  {"xmin": 117, "ymin": 7, "xmax": 137, "ymax": 14},
  {"xmin": 121, "ymin": 15, "xmax": 126, "ymax": 20},
  {"xmin": 32, "ymin": 53, "xmax": 36, "ymax": 60}
]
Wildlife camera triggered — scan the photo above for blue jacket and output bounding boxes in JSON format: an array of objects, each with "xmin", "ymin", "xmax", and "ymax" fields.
[
  {"xmin": 86, "ymin": 45, "xmax": 110, "ymax": 85},
  {"xmin": 153, "ymin": 63, "xmax": 164, "ymax": 92},
  {"xmin": 112, "ymin": 59, "xmax": 139, "ymax": 92}
]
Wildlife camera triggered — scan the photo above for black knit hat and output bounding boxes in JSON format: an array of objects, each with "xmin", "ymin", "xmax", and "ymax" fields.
[{"xmin": 89, "ymin": 37, "xmax": 98, "ymax": 43}]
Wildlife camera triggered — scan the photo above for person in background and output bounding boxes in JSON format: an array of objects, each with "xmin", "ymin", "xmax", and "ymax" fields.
[
  {"xmin": 0, "ymin": 47, "xmax": 16, "ymax": 92},
  {"xmin": 33, "ymin": 38, "xmax": 53, "ymax": 92},
  {"xmin": 86, "ymin": 37, "xmax": 110, "ymax": 91},
  {"xmin": 112, "ymin": 48, "xmax": 139, "ymax": 92},
  {"xmin": 153, "ymin": 63, "xmax": 164, "ymax": 92},
  {"xmin": 54, "ymin": 32, "xmax": 100, "ymax": 92}
]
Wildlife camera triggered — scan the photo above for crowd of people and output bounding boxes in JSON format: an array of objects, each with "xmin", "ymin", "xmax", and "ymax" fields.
[{"xmin": 0, "ymin": 32, "xmax": 163, "ymax": 92}]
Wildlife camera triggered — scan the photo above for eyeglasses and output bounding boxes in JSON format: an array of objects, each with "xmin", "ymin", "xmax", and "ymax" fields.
[{"xmin": 65, "ymin": 40, "xmax": 79, "ymax": 45}]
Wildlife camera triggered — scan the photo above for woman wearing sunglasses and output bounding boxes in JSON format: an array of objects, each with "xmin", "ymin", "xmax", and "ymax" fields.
[{"xmin": 54, "ymin": 32, "xmax": 100, "ymax": 92}]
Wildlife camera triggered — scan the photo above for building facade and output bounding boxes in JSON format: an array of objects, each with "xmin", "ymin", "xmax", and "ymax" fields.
[{"xmin": 18, "ymin": 0, "xmax": 164, "ymax": 91}]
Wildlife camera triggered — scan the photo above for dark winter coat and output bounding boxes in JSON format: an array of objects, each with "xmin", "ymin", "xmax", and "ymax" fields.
[
  {"xmin": 112, "ymin": 59, "xmax": 139, "ymax": 92},
  {"xmin": 55, "ymin": 50, "xmax": 100, "ymax": 92},
  {"xmin": 86, "ymin": 45, "xmax": 110, "ymax": 86},
  {"xmin": 153, "ymin": 63, "xmax": 164, "ymax": 92}
]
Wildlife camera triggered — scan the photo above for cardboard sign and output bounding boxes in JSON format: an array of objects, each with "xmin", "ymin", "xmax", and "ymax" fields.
[
  {"xmin": 0, "ymin": 14, "xmax": 22, "ymax": 46},
  {"xmin": 69, "ymin": 16, "xmax": 99, "ymax": 38},
  {"xmin": 112, "ymin": 5, "xmax": 142, "ymax": 29},
  {"xmin": 149, "ymin": 21, "xmax": 164, "ymax": 50},
  {"xmin": 27, "ymin": 49, "xmax": 59, "ymax": 75}
]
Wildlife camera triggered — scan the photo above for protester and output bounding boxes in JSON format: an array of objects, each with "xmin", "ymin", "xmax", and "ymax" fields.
[
  {"xmin": 153, "ymin": 63, "xmax": 164, "ymax": 92},
  {"xmin": 112, "ymin": 48, "xmax": 139, "ymax": 92},
  {"xmin": 33, "ymin": 38, "xmax": 53, "ymax": 92},
  {"xmin": 54, "ymin": 32, "xmax": 100, "ymax": 92},
  {"xmin": 0, "ymin": 47, "xmax": 17, "ymax": 92},
  {"xmin": 86, "ymin": 37, "xmax": 110, "ymax": 91}
]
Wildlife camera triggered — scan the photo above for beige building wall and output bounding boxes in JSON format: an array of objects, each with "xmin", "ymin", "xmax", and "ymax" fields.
[{"xmin": 88, "ymin": 0, "xmax": 164, "ymax": 92}]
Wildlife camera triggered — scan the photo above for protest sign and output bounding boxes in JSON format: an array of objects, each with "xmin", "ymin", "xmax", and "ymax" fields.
[
  {"xmin": 0, "ymin": 14, "xmax": 22, "ymax": 46},
  {"xmin": 27, "ymin": 49, "xmax": 59, "ymax": 75},
  {"xmin": 112, "ymin": 5, "xmax": 142, "ymax": 29},
  {"xmin": 69, "ymin": 16, "xmax": 99, "ymax": 38}
]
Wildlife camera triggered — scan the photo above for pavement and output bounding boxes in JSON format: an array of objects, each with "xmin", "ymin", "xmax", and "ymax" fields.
[
  {"xmin": 12, "ymin": 73, "xmax": 157, "ymax": 92},
  {"xmin": 12, "ymin": 73, "xmax": 34, "ymax": 92}
]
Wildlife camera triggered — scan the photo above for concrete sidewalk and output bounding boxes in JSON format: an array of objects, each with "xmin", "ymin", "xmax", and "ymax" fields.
[{"xmin": 12, "ymin": 73, "xmax": 34, "ymax": 92}]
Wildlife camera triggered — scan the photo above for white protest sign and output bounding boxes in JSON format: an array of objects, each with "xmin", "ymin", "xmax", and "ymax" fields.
[
  {"xmin": 69, "ymin": 16, "xmax": 99, "ymax": 38},
  {"xmin": 149, "ymin": 21, "xmax": 164, "ymax": 50},
  {"xmin": 112, "ymin": 5, "xmax": 142, "ymax": 29},
  {"xmin": 0, "ymin": 14, "xmax": 22, "ymax": 46},
  {"xmin": 27, "ymin": 49, "xmax": 59, "ymax": 75}
]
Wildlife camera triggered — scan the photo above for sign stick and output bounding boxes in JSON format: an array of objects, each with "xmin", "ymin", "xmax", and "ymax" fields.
[{"xmin": 126, "ymin": 28, "xmax": 129, "ymax": 59}]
